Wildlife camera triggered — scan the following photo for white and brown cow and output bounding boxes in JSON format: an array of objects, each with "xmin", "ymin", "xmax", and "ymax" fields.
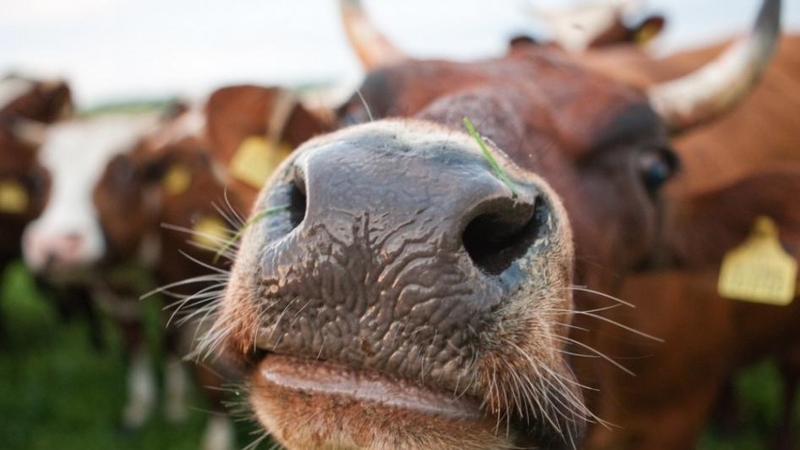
[
  {"xmin": 0, "ymin": 74, "xmax": 99, "ymax": 343},
  {"xmin": 16, "ymin": 111, "xmax": 168, "ymax": 430}
]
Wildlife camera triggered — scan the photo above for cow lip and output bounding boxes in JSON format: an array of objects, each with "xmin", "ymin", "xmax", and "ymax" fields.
[{"xmin": 253, "ymin": 354, "xmax": 484, "ymax": 421}]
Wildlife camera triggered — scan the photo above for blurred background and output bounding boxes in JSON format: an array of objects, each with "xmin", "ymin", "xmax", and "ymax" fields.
[
  {"xmin": 3, "ymin": 0, "xmax": 800, "ymax": 107},
  {"xmin": 2, "ymin": 0, "xmax": 800, "ymax": 449}
]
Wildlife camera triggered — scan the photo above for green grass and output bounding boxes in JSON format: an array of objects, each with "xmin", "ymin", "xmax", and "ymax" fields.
[
  {"xmin": 0, "ymin": 262, "xmax": 268, "ymax": 450},
  {"xmin": 0, "ymin": 261, "xmax": 795, "ymax": 449}
]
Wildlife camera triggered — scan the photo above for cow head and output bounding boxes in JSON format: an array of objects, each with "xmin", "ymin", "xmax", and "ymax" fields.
[
  {"xmin": 210, "ymin": 0, "xmax": 780, "ymax": 448},
  {"xmin": 526, "ymin": 0, "xmax": 666, "ymax": 53},
  {"xmin": 20, "ymin": 113, "xmax": 161, "ymax": 279}
]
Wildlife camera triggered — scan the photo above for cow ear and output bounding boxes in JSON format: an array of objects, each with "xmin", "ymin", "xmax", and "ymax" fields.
[
  {"xmin": 280, "ymin": 99, "xmax": 333, "ymax": 148},
  {"xmin": 205, "ymin": 85, "xmax": 333, "ymax": 166},
  {"xmin": 37, "ymin": 79, "xmax": 74, "ymax": 121},
  {"xmin": 632, "ymin": 15, "xmax": 665, "ymax": 45}
]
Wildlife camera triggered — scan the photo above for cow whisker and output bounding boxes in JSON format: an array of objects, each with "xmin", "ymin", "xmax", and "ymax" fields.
[
  {"xmin": 568, "ymin": 285, "xmax": 634, "ymax": 308},
  {"xmin": 142, "ymin": 274, "xmax": 227, "ymax": 300},
  {"xmin": 553, "ymin": 335, "xmax": 635, "ymax": 376}
]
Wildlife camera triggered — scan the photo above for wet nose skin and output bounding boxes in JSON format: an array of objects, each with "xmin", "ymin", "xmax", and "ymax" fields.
[{"xmin": 242, "ymin": 121, "xmax": 558, "ymax": 385}]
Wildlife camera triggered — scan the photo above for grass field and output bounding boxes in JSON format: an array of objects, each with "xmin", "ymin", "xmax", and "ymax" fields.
[{"xmin": 0, "ymin": 261, "xmax": 795, "ymax": 449}]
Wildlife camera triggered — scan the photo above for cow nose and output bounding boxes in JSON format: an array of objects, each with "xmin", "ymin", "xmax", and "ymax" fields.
[
  {"xmin": 24, "ymin": 231, "xmax": 87, "ymax": 273},
  {"xmin": 235, "ymin": 122, "xmax": 561, "ymax": 380},
  {"xmin": 262, "ymin": 132, "xmax": 545, "ymax": 272}
]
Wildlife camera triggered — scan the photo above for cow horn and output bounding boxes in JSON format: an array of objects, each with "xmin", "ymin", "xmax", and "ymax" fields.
[
  {"xmin": 339, "ymin": 0, "xmax": 407, "ymax": 70},
  {"xmin": 648, "ymin": 0, "xmax": 781, "ymax": 133}
]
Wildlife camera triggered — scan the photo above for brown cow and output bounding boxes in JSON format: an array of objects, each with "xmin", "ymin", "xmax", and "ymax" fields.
[
  {"xmin": 583, "ymin": 164, "xmax": 800, "ymax": 449},
  {"xmin": 342, "ymin": 1, "xmax": 800, "ymax": 447},
  {"xmin": 125, "ymin": 85, "xmax": 332, "ymax": 449},
  {"xmin": 564, "ymin": 11, "xmax": 800, "ymax": 447},
  {"xmin": 202, "ymin": 0, "xmax": 782, "ymax": 449},
  {"xmin": 13, "ymin": 103, "xmax": 242, "ymax": 447}
]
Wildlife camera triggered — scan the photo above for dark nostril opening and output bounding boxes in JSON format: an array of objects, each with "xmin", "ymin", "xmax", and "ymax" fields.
[
  {"xmin": 288, "ymin": 165, "xmax": 308, "ymax": 229},
  {"xmin": 463, "ymin": 198, "xmax": 546, "ymax": 275}
]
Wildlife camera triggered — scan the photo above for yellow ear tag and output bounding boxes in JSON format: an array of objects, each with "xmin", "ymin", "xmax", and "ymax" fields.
[
  {"xmin": 718, "ymin": 216, "xmax": 797, "ymax": 305},
  {"xmin": 229, "ymin": 136, "xmax": 293, "ymax": 189},
  {"xmin": 635, "ymin": 23, "xmax": 659, "ymax": 44},
  {"xmin": 0, "ymin": 180, "xmax": 29, "ymax": 214},
  {"xmin": 192, "ymin": 216, "xmax": 230, "ymax": 251},
  {"xmin": 162, "ymin": 164, "xmax": 192, "ymax": 196}
]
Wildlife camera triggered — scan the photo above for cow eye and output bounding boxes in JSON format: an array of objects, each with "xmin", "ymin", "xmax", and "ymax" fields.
[{"xmin": 638, "ymin": 148, "xmax": 678, "ymax": 192}]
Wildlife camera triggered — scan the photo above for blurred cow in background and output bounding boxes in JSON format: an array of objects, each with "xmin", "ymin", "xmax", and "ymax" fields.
[
  {"xmin": 14, "ymin": 110, "xmax": 166, "ymax": 431},
  {"xmin": 9, "ymin": 83, "xmax": 331, "ymax": 449},
  {"xmin": 0, "ymin": 75, "xmax": 103, "ymax": 346},
  {"xmin": 525, "ymin": 0, "xmax": 666, "ymax": 53}
]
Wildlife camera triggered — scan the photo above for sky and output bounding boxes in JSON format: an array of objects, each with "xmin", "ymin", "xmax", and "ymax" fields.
[{"xmin": 2, "ymin": 0, "xmax": 799, "ymax": 107}]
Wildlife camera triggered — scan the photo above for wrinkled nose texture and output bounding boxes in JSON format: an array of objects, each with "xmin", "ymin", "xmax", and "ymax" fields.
[{"xmin": 247, "ymin": 123, "xmax": 554, "ymax": 383}]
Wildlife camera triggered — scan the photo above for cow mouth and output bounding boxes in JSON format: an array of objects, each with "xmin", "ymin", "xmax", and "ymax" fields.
[
  {"xmin": 249, "ymin": 354, "xmax": 523, "ymax": 449},
  {"xmin": 255, "ymin": 354, "xmax": 483, "ymax": 419}
]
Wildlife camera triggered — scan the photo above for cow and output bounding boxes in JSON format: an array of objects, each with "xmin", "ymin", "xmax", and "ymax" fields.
[
  {"xmin": 11, "ymin": 85, "xmax": 333, "ymax": 449},
  {"xmin": 584, "ymin": 164, "xmax": 800, "ymax": 449},
  {"xmin": 342, "ymin": 1, "xmax": 800, "ymax": 447},
  {"xmin": 12, "ymin": 104, "xmax": 244, "ymax": 448},
  {"xmin": 200, "ymin": 0, "xmax": 782, "ymax": 449},
  {"xmin": 553, "ymin": 8, "xmax": 800, "ymax": 446},
  {"xmin": 14, "ymin": 110, "xmax": 173, "ymax": 430},
  {"xmin": 0, "ymin": 75, "xmax": 100, "ymax": 344}
]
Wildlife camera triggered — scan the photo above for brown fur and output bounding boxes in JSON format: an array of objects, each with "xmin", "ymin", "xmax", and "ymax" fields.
[
  {"xmin": 205, "ymin": 85, "xmax": 334, "ymax": 205},
  {"xmin": 584, "ymin": 166, "xmax": 800, "ymax": 448}
]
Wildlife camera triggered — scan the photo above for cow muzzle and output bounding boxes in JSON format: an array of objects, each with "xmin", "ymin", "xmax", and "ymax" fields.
[{"xmin": 215, "ymin": 119, "xmax": 581, "ymax": 449}]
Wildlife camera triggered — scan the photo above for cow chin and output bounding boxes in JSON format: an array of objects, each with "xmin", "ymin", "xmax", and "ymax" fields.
[
  {"xmin": 214, "ymin": 120, "xmax": 583, "ymax": 449},
  {"xmin": 249, "ymin": 355, "xmax": 517, "ymax": 450}
]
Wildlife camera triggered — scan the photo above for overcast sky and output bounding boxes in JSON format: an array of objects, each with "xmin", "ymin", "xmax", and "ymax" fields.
[{"xmin": 2, "ymin": 0, "xmax": 798, "ymax": 107}]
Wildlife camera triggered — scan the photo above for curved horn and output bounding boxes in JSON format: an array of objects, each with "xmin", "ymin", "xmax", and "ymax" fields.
[
  {"xmin": 648, "ymin": 0, "xmax": 781, "ymax": 133},
  {"xmin": 339, "ymin": 0, "xmax": 407, "ymax": 70}
]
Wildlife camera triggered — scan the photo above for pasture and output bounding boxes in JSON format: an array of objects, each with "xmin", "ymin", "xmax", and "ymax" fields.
[
  {"xmin": 0, "ymin": 260, "xmax": 795, "ymax": 449},
  {"xmin": 0, "ymin": 262, "xmax": 264, "ymax": 449}
]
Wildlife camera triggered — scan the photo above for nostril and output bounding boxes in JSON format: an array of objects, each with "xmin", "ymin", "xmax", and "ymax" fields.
[
  {"xmin": 63, "ymin": 233, "xmax": 83, "ymax": 252},
  {"xmin": 462, "ymin": 197, "xmax": 547, "ymax": 275},
  {"xmin": 288, "ymin": 165, "xmax": 307, "ymax": 229}
]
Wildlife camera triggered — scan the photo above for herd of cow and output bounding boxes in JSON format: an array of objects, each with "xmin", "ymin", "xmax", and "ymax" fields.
[{"xmin": 1, "ymin": 0, "xmax": 799, "ymax": 448}]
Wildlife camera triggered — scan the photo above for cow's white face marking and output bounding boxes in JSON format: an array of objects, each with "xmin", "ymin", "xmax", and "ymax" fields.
[
  {"xmin": 22, "ymin": 114, "xmax": 159, "ymax": 273},
  {"xmin": 0, "ymin": 78, "xmax": 35, "ymax": 111}
]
